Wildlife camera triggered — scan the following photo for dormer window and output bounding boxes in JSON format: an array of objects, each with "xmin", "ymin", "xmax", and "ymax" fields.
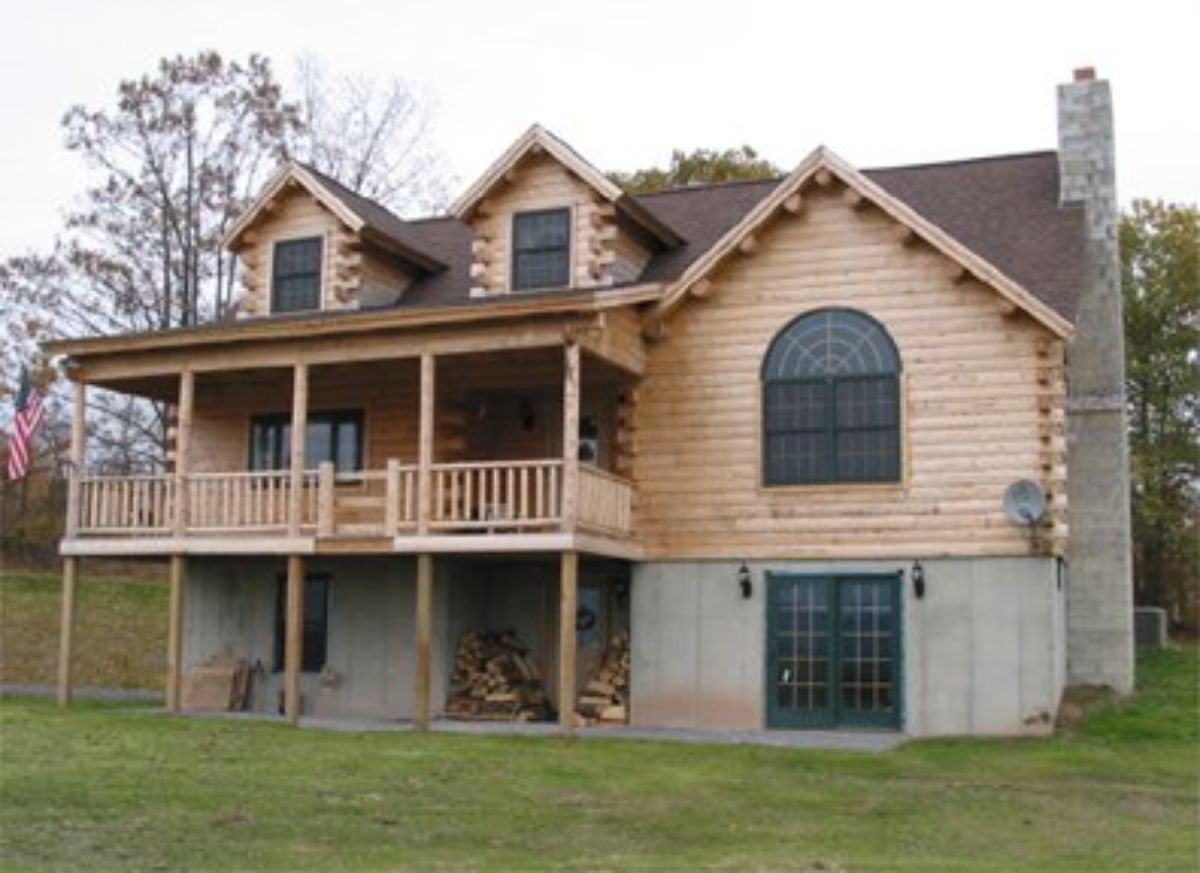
[
  {"xmin": 512, "ymin": 208, "xmax": 570, "ymax": 290},
  {"xmin": 271, "ymin": 237, "xmax": 323, "ymax": 313}
]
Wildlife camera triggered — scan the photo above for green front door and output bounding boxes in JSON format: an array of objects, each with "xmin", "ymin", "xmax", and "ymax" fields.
[{"xmin": 766, "ymin": 574, "xmax": 902, "ymax": 729}]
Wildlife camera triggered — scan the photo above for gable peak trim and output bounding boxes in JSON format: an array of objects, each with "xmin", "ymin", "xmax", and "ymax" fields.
[
  {"xmin": 450, "ymin": 124, "xmax": 682, "ymax": 248},
  {"xmin": 652, "ymin": 145, "xmax": 1073, "ymax": 339},
  {"xmin": 222, "ymin": 162, "xmax": 366, "ymax": 250}
]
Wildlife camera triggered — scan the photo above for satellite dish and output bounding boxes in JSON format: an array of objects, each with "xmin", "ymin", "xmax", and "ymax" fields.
[{"xmin": 1004, "ymin": 480, "xmax": 1046, "ymax": 526}]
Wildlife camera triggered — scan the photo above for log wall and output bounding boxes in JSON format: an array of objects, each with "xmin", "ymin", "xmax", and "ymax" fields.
[
  {"xmin": 235, "ymin": 187, "xmax": 412, "ymax": 316},
  {"xmin": 633, "ymin": 186, "xmax": 1067, "ymax": 559},
  {"xmin": 468, "ymin": 154, "xmax": 651, "ymax": 295}
]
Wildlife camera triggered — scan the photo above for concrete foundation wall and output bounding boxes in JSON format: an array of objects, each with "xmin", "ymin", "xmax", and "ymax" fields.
[
  {"xmin": 631, "ymin": 558, "xmax": 1065, "ymax": 737},
  {"xmin": 184, "ymin": 556, "xmax": 562, "ymax": 720},
  {"xmin": 185, "ymin": 556, "xmax": 445, "ymax": 720}
]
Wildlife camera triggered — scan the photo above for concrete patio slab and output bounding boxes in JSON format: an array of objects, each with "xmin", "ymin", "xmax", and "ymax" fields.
[{"xmin": 170, "ymin": 709, "xmax": 906, "ymax": 751}]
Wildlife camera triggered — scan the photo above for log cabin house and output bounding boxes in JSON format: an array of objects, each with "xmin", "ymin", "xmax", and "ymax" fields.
[{"xmin": 46, "ymin": 70, "xmax": 1133, "ymax": 736}]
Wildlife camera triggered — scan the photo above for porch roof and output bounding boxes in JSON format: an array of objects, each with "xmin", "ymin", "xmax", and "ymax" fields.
[{"xmin": 50, "ymin": 293, "xmax": 649, "ymax": 393}]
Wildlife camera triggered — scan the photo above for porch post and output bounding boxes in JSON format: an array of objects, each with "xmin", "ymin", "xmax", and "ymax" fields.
[
  {"xmin": 165, "ymin": 555, "xmax": 186, "ymax": 712},
  {"xmin": 173, "ymin": 369, "xmax": 194, "ymax": 538},
  {"xmin": 55, "ymin": 557, "xmax": 78, "ymax": 707},
  {"xmin": 561, "ymin": 342, "xmax": 581, "ymax": 531},
  {"xmin": 414, "ymin": 553, "xmax": 434, "ymax": 729},
  {"xmin": 65, "ymin": 381, "xmax": 86, "ymax": 538},
  {"xmin": 417, "ymin": 354, "xmax": 435, "ymax": 536},
  {"xmin": 288, "ymin": 363, "xmax": 309, "ymax": 538},
  {"xmin": 284, "ymin": 554, "xmax": 305, "ymax": 725},
  {"xmin": 558, "ymin": 550, "xmax": 579, "ymax": 730}
]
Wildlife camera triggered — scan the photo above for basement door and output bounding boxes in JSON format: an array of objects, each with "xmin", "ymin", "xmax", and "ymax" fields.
[{"xmin": 766, "ymin": 574, "xmax": 902, "ymax": 729}]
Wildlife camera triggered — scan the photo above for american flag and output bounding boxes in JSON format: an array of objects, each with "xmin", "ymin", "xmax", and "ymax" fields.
[{"xmin": 6, "ymin": 368, "xmax": 46, "ymax": 481}]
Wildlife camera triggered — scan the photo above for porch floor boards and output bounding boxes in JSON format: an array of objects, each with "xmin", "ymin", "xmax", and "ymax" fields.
[{"xmin": 168, "ymin": 709, "xmax": 905, "ymax": 751}]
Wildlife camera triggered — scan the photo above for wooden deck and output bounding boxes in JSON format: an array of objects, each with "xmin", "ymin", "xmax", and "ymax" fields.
[{"xmin": 64, "ymin": 460, "xmax": 635, "ymax": 557}]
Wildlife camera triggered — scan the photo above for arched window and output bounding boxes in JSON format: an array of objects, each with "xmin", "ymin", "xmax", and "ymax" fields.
[{"xmin": 762, "ymin": 309, "xmax": 901, "ymax": 485}]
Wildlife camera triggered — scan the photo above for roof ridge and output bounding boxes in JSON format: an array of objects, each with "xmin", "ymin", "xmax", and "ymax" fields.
[
  {"xmin": 864, "ymin": 149, "xmax": 1058, "ymax": 173},
  {"xmin": 633, "ymin": 176, "xmax": 785, "ymax": 199},
  {"xmin": 295, "ymin": 161, "xmax": 410, "ymax": 222}
]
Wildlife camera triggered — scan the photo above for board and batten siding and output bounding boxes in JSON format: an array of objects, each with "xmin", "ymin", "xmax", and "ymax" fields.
[{"xmin": 632, "ymin": 186, "xmax": 1067, "ymax": 560}]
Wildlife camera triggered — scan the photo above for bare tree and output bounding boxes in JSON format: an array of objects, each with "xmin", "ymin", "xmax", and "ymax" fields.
[
  {"xmin": 2, "ymin": 52, "xmax": 453, "ymax": 499},
  {"xmin": 2, "ymin": 52, "xmax": 300, "ymax": 482},
  {"xmin": 292, "ymin": 55, "xmax": 453, "ymax": 216}
]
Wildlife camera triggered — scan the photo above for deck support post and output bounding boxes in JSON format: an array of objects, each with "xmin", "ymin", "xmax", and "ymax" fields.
[
  {"xmin": 417, "ymin": 354, "xmax": 435, "ymax": 536},
  {"xmin": 56, "ymin": 557, "xmax": 79, "ymax": 708},
  {"xmin": 558, "ymin": 550, "xmax": 579, "ymax": 731},
  {"xmin": 414, "ymin": 553, "xmax": 434, "ymax": 730},
  {"xmin": 65, "ymin": 382, "xmax": 86, "ymax": 538},
  {"xmin": 284, "ymin": 555, "xmax": 305, "ymax": 725},
  {"xmin": 561, "ymin": 343, "xmax": 581, "ymax": 531},
  {"xmin": 288, "ymin": 363, "xmax": 309, "ymax": 538},
  {"xmin": 173, "ymin": 369, "xmax": 194, "ymax": 538},
  {"xmin": 166, "ymin": 555, "xmax": 186, "ymax": 712}
]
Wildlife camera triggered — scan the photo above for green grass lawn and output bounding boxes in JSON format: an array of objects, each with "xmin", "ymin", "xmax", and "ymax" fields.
[
  {"xmin": 0, "ymin": 568, "xmax": 166, "ymax": 689},
  {"xmin": 0, "ymin": 646, "xmax": 1196, "ymax": 871}
]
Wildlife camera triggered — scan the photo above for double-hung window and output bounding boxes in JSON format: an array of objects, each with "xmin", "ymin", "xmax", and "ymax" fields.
[
  {"xmin": 512, "ymin": 208, "xmax": 570, "ymax": 290},
  {"xmin": 271, "ymin": 237, "xmax": 323, "ymax": 313}
]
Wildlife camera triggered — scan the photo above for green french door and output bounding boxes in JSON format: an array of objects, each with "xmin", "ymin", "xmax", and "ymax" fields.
[{"xmin": 766, "ymin": 574, "xmax": 902, "ymax": 729}]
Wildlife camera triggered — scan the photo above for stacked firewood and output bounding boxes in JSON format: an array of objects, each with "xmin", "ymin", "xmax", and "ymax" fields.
[
  {"xmin": 575, "ymin": 631, "xmax": 630, "ymax": 726},
  {"xmin": 444, "ymin": 629, "xmax": 552, "ymax": 722}
]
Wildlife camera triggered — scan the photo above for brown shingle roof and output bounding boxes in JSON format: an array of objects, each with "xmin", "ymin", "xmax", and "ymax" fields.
[
  {"xmin": 296, "ymin": 162, "xmax": 446, "ymax": 271},
  {"xmin": 864, "ymin": 152, "xmax": 1084, "ymax": 320},
  {"xmin": 389, "ymin": 150, "xmax": 1084, "ymax": 321}
]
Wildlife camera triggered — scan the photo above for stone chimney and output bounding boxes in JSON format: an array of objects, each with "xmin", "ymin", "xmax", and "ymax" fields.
[{"xmin": 1058, "ymin": 68, "xmax": 1134, "ymax": 692}]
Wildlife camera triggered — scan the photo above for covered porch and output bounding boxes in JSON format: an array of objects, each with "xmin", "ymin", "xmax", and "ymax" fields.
[
  {"xmin": 50, "ymin": 302, "xmax": 646, "ymax": 729},
  {"xmin": 61, "ymin": 337, "xmax": 638, "ymax": 556}
]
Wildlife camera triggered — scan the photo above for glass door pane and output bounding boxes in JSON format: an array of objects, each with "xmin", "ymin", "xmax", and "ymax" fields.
[
  {"xmin": 835, "ymin": 576, "xmax": 900, "ymax": 728},
  {"xmin": 767, "ymin": 576, "xmax": 833, "ymax": 728}
]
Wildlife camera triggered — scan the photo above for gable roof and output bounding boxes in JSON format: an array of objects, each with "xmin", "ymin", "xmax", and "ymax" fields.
[
  {"xmin": 222, "ymin": 162, "xmax": 445, "ymax": 272},
  {"xmin": 651, "ymin": 147, "xmax": 1075, "ymax": 338},
  {"xmin": 450, "ymin": 124, "xmax": 683, "ymax": 248},
  {"xmin": 865, "ymin": 152, "xmax": 1083, "ymax": 322},
  {"xmin": 219, "ymin": 147, "xmax": 1084, "ymax": 330}
]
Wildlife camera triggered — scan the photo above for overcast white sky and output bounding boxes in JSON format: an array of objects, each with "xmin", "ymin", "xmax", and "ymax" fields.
[{"xmin": 1, "ymin": 0, "xmax": 1196, "ymax": 257}]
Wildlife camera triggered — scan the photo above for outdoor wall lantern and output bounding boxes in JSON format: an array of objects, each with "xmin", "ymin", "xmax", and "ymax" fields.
[
  {"xmin": 737, "ymin": 562, "xmax": 753, "ymax": 600},
  {"xmin": 911, "ymin": 560, "xmax": 926, "ymax": 600}
]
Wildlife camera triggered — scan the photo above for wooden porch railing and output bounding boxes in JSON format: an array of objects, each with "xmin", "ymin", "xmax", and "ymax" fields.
[
  {"xmin": 430, "ymin": 460, "xmax": 563, "ymax": 531},
  {"xmin": 188, "ymin": 471, "xmax": 318, "ymax": 532},
  {"xmin": 72, "ymin": 458, "xmax": 633, "ymax": 540},
  {"xmin": 78, "ymin": 474, "xmax": 174, "ymax": 535},
  {"xmin": 578, "ymin": 466, "xmax": 634, "ymax": 538}
]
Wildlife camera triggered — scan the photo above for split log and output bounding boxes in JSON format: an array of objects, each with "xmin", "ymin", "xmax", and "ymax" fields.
[{"xmin": 445, "ymin": 629, "xmax": 552, "ymax": 722}]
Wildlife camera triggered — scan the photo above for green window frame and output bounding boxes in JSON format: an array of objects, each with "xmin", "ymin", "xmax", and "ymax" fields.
[
  {"xmin": 271, "ymin": 237, "xmax": 323, "ymax": 313},
  {"xmin": 248, "ymin": 410, "xmax": 364, "ymax": 473},
  {"xmin": 762, "ymin": 309, "xmax": 902, "ymax": 485},
  {"xmin": 512, "ymin": 208, "xmax": 570, "ymax": 290},
  {"xmin": 273, "ymin": 574, "xmax": 330, "ymax": 673}
]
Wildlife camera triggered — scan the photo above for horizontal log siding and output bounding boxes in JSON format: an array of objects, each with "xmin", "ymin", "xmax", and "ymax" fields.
[
  {"xmin": 471, "ymin": 154, "xmax": 649, "ymax": 294},
  {"xmin": 237, "ymin": 189, "xmax": 341, "ymax": 317},
  {"xmin": 189, "ymin": 363, "xmax": 421, "ymax": 473},
  {"xmin": 633, "ymin": 187, "xmax": 1065, "ymax": 560}
]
